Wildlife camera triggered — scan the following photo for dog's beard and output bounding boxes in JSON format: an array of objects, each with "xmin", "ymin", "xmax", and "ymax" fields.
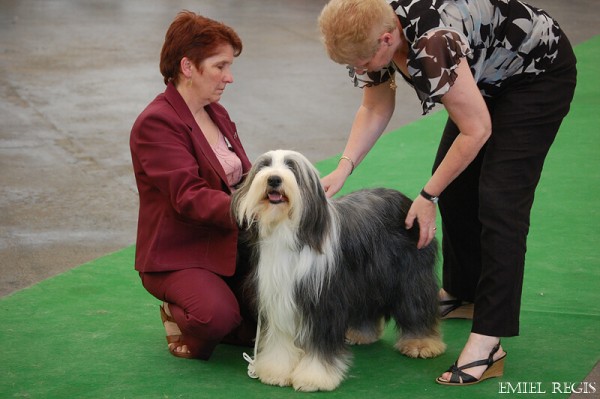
[
  {"xmin": 235, "ymin": 166, "xmax": 303, "ymax": 238},
  {"xmin": 232, "ymin": 150, "xmax": 332, "ymax": 254}
]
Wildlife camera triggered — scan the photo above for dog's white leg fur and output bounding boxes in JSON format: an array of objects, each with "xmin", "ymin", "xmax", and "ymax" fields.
[
  {"xmin": 395, "ymin": 326, "xmax": 447, "ymax": 359},
  {"xmin": 254, "ymin": 331, "xmax": 303, "ymax": 387},
  {"xmin": 291, "ymin": 353, "xmax": 350, "ymax": 392}
]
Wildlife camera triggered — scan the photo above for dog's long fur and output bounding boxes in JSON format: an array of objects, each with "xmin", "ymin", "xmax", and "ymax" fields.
[{"xmin": 232, "ymin": 150, "xmax": 445, "ymax": 392}]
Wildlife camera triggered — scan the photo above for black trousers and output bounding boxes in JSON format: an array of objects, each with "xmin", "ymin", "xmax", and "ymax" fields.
[{"xmin": 433, "ymin": 35, "xmax": 577, "ymax": 337}]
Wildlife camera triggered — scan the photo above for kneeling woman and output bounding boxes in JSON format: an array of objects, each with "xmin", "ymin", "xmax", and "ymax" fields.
[{"xmin": 130, "ymin": 11, "xmax": 255, "ymax": 359}]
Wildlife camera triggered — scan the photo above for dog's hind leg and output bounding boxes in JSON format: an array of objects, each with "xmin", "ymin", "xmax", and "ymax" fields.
[
  {"xmin": 345, "ymin": 317, "xmax": 385, "ymax": 345},
  {"xmin": 395, "ymin": 324, "xmax": 446, "ymax": 359},
  {"xmin": 392, "ymin": 268, "xmax": 446, "ymax": 358}
]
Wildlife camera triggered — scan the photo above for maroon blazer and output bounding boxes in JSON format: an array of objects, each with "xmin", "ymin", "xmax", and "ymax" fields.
[{"xmin": 130, "ymin": 83, "xmax": 251, "ymax": 276}]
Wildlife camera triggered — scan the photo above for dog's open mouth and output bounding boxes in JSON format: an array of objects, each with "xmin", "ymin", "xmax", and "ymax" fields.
[{"xmin": 267, "ymin": 190, "xmax": 287, "ymax": 204}]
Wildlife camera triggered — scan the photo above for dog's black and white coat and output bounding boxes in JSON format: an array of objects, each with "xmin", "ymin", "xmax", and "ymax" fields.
[{"xmin": 232, "ymin": 150, "xmax": 445, "ymax": 392}]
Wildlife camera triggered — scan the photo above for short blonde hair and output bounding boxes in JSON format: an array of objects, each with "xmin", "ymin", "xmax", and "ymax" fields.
[{"xmin": 318, "ymin": 0, "xmax": 397, "ymax": 65}]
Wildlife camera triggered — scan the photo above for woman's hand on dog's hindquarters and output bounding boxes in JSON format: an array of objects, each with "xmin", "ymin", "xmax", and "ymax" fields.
[{"xmin": 405, "ymin": 195, "xmax": 437, "ymax": 249}]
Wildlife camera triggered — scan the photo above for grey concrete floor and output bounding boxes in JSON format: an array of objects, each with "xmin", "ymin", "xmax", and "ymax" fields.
[{"xmin": 0, "ymin": 0, "xmax": 598, "ymax": 386}]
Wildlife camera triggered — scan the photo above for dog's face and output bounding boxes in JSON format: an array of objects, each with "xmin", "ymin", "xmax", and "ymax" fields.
[{"xmin": 232, "ymin": 150, "xmax": 329, "ymax": 242}]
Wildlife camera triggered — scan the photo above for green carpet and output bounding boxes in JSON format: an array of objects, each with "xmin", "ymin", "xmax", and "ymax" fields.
[{"xmin": 2, "ymin": 37, "xmax": 599, "ymax": 399}]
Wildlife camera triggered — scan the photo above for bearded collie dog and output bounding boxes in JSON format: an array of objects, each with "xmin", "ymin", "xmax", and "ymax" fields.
[{"xmin": 231, "ymin": 150, "xmax": 445, "ymax": 392}]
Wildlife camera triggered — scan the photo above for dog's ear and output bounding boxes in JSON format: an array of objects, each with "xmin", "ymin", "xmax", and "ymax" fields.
[
  {"xmin": 231, "ymin": 154, "xmax": 270, "ymax": 227},
  {"xmin": 297, "ymin": 163, "xmax": 331, "ymax": 253}
]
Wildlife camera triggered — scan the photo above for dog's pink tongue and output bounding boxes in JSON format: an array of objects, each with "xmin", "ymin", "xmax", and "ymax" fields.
[{"xmin": 268, "ymin": 192, "xmax": 283, "ymax": 202}]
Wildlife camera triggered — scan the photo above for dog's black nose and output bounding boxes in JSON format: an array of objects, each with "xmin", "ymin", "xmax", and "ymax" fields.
[{"xmin": 267, "ymin": 175, "xmax": 282, "ymax": 188}]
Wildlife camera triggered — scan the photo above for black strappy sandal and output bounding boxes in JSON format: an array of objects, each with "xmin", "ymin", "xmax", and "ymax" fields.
[
  {"xmin": 436, "ymin": 342, "xmax": 506, "ymax": 386},
  {"xmin": 439, "ymin": 299, "xmax": 474, "ymax": 319}
]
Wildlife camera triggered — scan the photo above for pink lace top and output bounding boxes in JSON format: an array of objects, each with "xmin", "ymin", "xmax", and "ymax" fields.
[{"xmin": 212, "ymin": 133, "xmax": 243, "ymax": 188}]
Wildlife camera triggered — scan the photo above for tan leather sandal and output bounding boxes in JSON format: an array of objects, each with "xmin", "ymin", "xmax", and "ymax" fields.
[{"xmin": 160, "ymin": 305, "xmax": 194, "ymax": 359}]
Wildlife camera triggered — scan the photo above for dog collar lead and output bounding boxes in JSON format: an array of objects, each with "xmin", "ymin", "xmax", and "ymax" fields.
[{"xmin": 420, "ymin": 189, "xmax": 439, "ymax": 204}]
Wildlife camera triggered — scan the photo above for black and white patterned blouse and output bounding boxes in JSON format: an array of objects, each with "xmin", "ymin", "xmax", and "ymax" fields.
[{"xmin": 349, "ymin": 0, "xmax": 562, "ymax": 114}]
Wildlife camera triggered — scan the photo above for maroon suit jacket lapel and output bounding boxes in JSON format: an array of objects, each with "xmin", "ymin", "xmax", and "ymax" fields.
[{"xmin": 164, "ymin": 83, "xmax": 249, "ymax": 191}]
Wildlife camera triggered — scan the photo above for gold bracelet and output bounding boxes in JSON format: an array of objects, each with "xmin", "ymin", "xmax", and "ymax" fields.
[{"xmin": 339, "ymin": 155, "xmax": 355, "ymax": 175}]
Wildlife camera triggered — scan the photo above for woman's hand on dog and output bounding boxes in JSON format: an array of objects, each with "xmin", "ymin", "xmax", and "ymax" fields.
[
  {"xmin": 321, "ymin": 167, "xmax": 350, "ymax": 198},
  {"xmin": 405, "ymin": 195, "xmax": 438, "ymax": 249}
]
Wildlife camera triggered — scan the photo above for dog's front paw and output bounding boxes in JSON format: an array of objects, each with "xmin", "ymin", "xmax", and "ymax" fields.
[
  {"xmin": 255, "ymin": 362, "xmax": 293, "ymax": 387},
  {"xmin": 395, "ymin": 336, "xmax": 446, "ymax": 359},
  {"xmin": 291, "ymin": 354, "xmax": 349, "ymax": 392},
  {"xmin": 253, "ymin": 339, "xmax": 302, "ymax": 387},
  {"xmin": 292, "ymin": 369, "xmax": 341, "ymax": 392}
]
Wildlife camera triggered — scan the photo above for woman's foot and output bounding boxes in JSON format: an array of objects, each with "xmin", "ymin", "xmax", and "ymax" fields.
[
  {"xmin": 439, "ymin": 289, "xmax": 474, "ymax": 319},
  {"xmin": 160, "ymin": 303, "xmax": 193, "ymax": 358},
  {"xmin": 437, "ymin": 333, "xmax": 506, "ymax": 385}
]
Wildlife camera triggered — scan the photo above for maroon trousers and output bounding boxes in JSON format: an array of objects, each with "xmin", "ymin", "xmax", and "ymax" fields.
[
  {"xmin": 434, "ymin": 35, "xmax": 577, "ymax": 337},
  {"xmin": 140, "ymin": 265, "xmax": 256, "ymax": 360}
]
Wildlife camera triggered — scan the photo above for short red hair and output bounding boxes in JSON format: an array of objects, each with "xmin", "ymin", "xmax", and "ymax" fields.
[{"xmin": 160, "ymin": 11, "xmax": 242, "ymax": 85}]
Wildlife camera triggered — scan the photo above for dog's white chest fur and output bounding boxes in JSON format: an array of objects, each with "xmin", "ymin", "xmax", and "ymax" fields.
[
  {"xmin": 257, "ymin": 220, "xmax": 337, "ymax": 334},
  {"xmin": 256, "ymin": 226, "xmax": 299, "ymax": 337},
  {"xmin": 256, "ymin": 222, "xmax": 328, "ymax": 338}
]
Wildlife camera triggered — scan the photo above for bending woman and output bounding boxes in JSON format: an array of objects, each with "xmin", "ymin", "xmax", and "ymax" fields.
[{"xmin": 319, "ymin": 0, "xmax": 576, "ymax": 385}]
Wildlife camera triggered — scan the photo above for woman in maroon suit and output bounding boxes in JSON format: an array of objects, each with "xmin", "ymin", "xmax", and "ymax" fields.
[{"xmin": 130, "ymin": 11, "xmax": 255, "ymax": 360}]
